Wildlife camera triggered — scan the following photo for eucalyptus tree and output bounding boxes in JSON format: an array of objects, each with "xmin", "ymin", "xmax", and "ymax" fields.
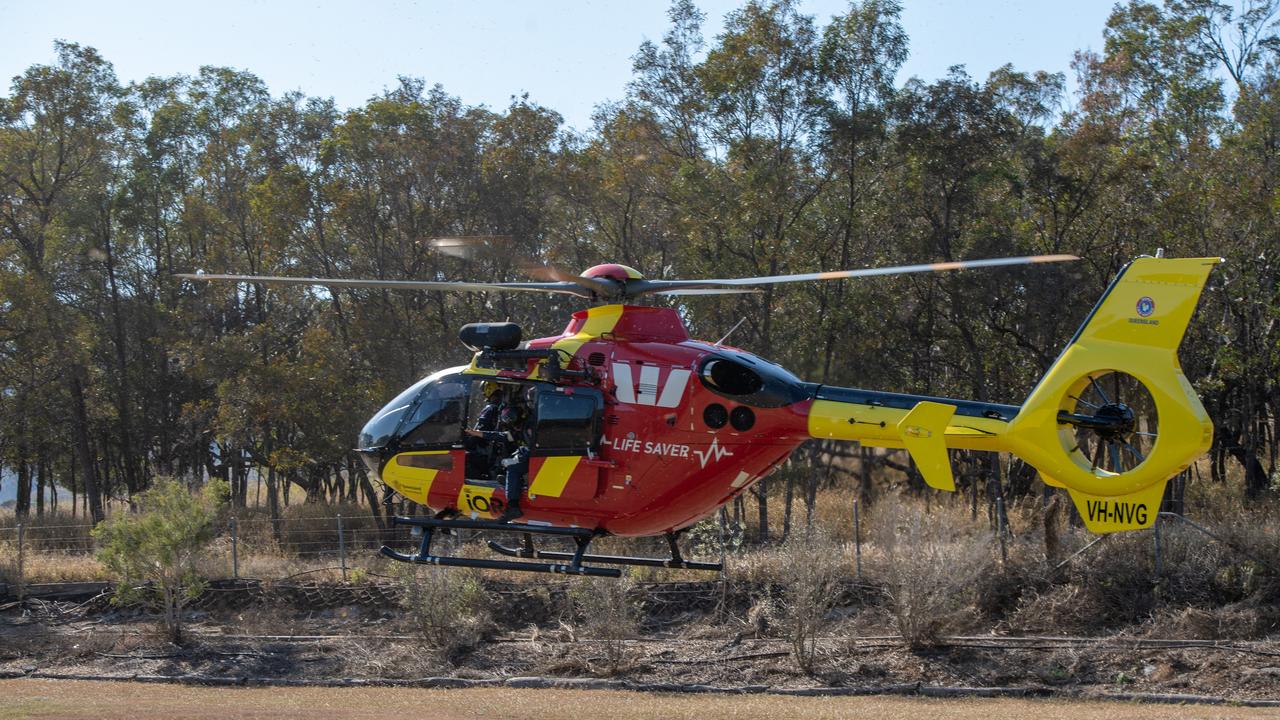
[{"xmin": 0, "ymin": 42, "xmax": 122, "ymax": 521}]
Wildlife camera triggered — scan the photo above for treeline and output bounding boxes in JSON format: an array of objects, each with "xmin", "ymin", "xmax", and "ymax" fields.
[{"xmin": 1, "ymin": 0, "xmax": 1277, "ymax": 526}]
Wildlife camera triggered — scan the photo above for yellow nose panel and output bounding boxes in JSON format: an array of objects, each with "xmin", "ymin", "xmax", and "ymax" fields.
[{"xmin": 382, "ymin": 451, "xmax": 448, "ymax": 505}]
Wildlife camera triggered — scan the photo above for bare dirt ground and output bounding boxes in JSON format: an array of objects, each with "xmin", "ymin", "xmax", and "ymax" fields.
[{"xmin": 2, "ymin": 679, "xmax": 1277, "ymax": 720}]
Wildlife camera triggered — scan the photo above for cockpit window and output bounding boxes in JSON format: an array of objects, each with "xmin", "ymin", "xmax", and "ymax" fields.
[
  {"xmin": 399, "ymin": 377, "xmax": 469, "ymax": 447},
  {"xmin": 357, "ymin": 367, "xmax": 467, "ymax": 449},
  {"xmin": 696, "ymin": 351, "xmax": 808, "ymax": 408}
]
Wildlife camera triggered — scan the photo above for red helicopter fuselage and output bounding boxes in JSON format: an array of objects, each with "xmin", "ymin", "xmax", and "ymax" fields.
[{"xmin": 360, "ymin": 304, "xmax": 818, "ymax": 536}]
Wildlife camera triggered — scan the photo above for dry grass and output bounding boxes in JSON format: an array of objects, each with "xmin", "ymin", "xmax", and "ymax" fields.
[
  {"xmin": 398, "ymin": 564, "xmax": 493, "ymax": 660},
  {"xmin": 7, "ymin": 463, "xmax": 1280, "ymax": 645},
  {"xmin": 2, "ymin": 680, "xmax": 1277, "ymax": 720},
  {"xmin": 565, "ymin": 574, "xmax": 641, "ymax": 675},
  {"xmin": 870, "ymin": 496, "xmax": 995, "ymax": 647}
]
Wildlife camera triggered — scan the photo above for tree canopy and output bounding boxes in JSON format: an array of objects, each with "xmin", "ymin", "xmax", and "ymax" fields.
[{"xmin": 2, "ymin": 0, "xmax": 1278, "ymax": 525}]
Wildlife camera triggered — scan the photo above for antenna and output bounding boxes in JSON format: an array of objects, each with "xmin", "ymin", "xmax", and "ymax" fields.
[{"xmin": 715, "ymin": 317, "xmax": 747, "ymax": 346}]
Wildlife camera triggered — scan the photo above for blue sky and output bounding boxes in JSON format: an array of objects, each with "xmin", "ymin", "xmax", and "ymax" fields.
[{"xmin": 1, "ymin": 1, "xmax": 1119, "ymax": 130}]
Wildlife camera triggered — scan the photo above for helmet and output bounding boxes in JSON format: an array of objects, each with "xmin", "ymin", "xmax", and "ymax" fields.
[{"xmin": 481, "ymin": 381, "xmax": 502, "ymax": 399}]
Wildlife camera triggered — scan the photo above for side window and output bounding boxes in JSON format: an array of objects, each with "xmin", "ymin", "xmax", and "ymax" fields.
[
  {"xmin": 533, "ymin": 390, "xmax": 601, "ymax": 453},
  {"xmin": 399, "ymin": 379, "xmax": 469, "ymax": 447}
]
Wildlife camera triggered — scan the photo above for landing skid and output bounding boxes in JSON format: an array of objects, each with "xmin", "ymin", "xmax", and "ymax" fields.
[
  {"xmin": 488, "ymin": 532, "xmax": 722, "ymax": 572},
  {"xmin": 379, "ymin": 515, "xmax": 620, "ymax": 577},
  {"xmin": 379, "ymin": 516, "xmax": 722, "ymax": 577}
]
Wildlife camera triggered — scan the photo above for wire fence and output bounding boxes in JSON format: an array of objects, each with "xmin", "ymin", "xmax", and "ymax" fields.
[
  {"xmin": 0, "ymin": 510, "xmax": 430, "ymax": 595},
  {"xmin": 4, "ymin": 468, "xmax": 1272, "ymax": 603}
]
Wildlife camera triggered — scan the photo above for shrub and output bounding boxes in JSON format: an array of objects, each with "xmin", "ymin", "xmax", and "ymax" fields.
[
  {"xmin": 398, "ymin": 565, "xmax": 492, "ymax": 661},
  {"xmin": 872, "ymin": 496, "xmax": 992, "ymax": 648},
  {"xmin": 93, "ymin": 478, "xmax": 228, "ymax": 643},
  {"xmin": 777, "ymin": 528, "xmax": 842, "ymax": 673},
  {"xmin": 568, "ymin": 574, "xmax": 639, "ymax": 675}
]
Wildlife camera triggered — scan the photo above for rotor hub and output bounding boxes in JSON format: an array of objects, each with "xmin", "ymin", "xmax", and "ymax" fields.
[
  {"xmin": 1059, "ymin": 402, "xmax": 1136, "ymax": 440},
  {"xmin": 581, "ymin": 263, "xmax": 644, "ymax": 283}
]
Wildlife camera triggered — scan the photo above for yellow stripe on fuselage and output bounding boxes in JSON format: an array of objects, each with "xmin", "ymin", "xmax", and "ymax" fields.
[
  {"xmin": 532, "ymin": 304, "xmax": 625, "ymax": 380},
  {"xmin": 458, "ymin": 483, "xmax": 499, "ymax": 518},
  {"xmin": 551, "ymin": 304, "xmax": 624, "ymax": 358},
  {"xmin": 528, "ymin": 456, "xmax": 582, "ymax": 498}
]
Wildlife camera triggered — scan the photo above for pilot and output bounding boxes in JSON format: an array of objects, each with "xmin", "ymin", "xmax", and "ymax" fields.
[{"xmin": 474, "ymin": 381, "xmax": 505, "ymax": 432}]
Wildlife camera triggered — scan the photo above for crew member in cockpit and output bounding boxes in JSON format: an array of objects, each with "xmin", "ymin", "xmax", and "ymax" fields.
[
  {"xmin": 465, "ymin": 381, "xmax": 506, "ymax": 481},
  {"xmin": 467, "ymin": 385, "xmax": 533, "ymax": 522},
  {"xmin": 494, "ymin": 389, "xmax": 535, "ymax": 522},
  {"xmin": 465, "ymin": 383, "xmax": 533, "ymax": 521}
]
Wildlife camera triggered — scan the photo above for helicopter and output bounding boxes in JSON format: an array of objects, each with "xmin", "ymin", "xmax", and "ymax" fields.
[{"xmin": 180, "ymin": 251, "xmax": 1221, "ymax": 577}]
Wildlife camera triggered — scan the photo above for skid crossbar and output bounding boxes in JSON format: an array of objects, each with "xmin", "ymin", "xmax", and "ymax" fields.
[
  {"xmin": 379, "ymin": 515, "xmax": 620, "ymax": 577},
  {"xmin": 487, "ymin": 531, "xmax": 722, "ymax": 572}
]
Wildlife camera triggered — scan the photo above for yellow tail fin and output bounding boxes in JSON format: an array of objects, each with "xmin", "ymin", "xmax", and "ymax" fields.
[{"xmin": 1005, "ymin": 256, "xmax": 1221, "ymax": 532}]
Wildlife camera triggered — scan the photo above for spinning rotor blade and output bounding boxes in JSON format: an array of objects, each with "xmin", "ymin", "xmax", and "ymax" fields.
[
  {"xmin": 175, "ymin": 273, "xmax": 594, "ymax": 297},
  {"xmin": 637, "ymin": 254, "xmax": 1078, "ymax": 294},
  {"xmin": 518, "ymin": 260, "xmax": 617, "ymax": 296},
  {"xmin": 178, "ymin": 254, "xmax": 1077, "ymax": 301},
  {"xmin": 654, "ymin": 288, "xmax": 764, "ymax": 296},
  {"xmin": 425, "ymin": 235, "xmax": 512, "ymax": 260},
  {"xmin": 425, "ymin": 235, "xmax": 618, "ymax": 297}
]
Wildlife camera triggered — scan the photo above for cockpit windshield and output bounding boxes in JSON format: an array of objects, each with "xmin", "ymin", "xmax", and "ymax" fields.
[{"xmin": 357, "ymin": 366, "xmax": 469, "ymax": 449}]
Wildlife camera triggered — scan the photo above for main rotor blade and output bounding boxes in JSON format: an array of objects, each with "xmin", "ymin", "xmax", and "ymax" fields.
[
  {"xmin": 654, "ymin": 288, "xmax": 764, "ymax": 296},
  {"xmin": 425, "ymin": 236, "xmax": 512, "ymax": 260},
  {"xmin": 175, "ymin": 273, "xmax": 593, "ymax": 297},
  {"xmin": 636, "ymin": 254, "xmax": 1078, "ymax": 295}
]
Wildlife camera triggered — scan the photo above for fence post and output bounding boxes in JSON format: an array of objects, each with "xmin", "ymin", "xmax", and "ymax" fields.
[
  {"xmin": 996, "ymin": 496, "xmax": 1008, "ymax": 565},
  {"xmin": 853, "ymin": 499, "xmax": 862, "ymax": 580},
  {"xmin": 230, "ymin": 516, "xmax": 239, "ymax": 580},
  {"xmin": 15, "ymin": 523, "xmax": 25, "ymax": 603},
  {"xmin": 338, "ymin": 514, "xmax": 348, "ymax": 582},
  {"xmin": 716, "ymin": 507, "xmax": 728, "ymax": 623},
  {"xmin": 1153, "ymin": 514, "xmax": 1163, "ymax": 580}
]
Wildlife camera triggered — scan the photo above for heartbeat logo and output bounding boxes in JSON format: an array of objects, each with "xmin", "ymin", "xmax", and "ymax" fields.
[{"xmin": 693, "ymin": 438, "xmax": 734, "ymax": 468}]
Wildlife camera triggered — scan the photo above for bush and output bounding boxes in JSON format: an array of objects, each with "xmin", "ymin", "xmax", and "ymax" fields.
[
  {"xmin": 777, "ymin": 528, "xmax": 842, "ymax": 673},
  {"xmin": 398, "ymin": 565, "xmax": 492, "ymax": 661},
  {"xmin": 872, "ymin": 497, "xmax": 992, "ymax": 648},
  {"xmin": 568, "ymin": 574, "xmax": 639, "ymax": 675},
  {"xmin": 93, "ymin": 478, "xmax": 228, "ymax": 643}
]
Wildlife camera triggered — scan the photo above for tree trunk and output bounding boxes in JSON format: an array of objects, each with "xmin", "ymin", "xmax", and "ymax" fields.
[
  {"xmin": 1229, "ymin": 442, "xmax": 1269, "ymax": 499},
  {"xmin": 1043, "ymin": 487, "xmax": 1061, "ymax": 563},
  {"xmin": 69, "ymin": 370, "xmax": 105, "ymax": 523},
  {"xmin": 781, "ymin": 471, "xmax": 794, "ymax": 541},
  {"xmin": 355, "ymin": 460, "xmax": 386, "ymax": 530},
  {"xmin": 858, "ymin": 446, "xmax": 873, "ymax": 506},
  {"xmin": 267, "ymin": 466, "xmax": 283, "ymax": 543},
  {"xmin": 35, "ymin": 456, "xmax": 46, "ymax": 517},
  {"xmin": 101, "ymin": 210, "xmax": 143, "ymax": 499},
  {"xmin": 15, "ymin": 460, "xmax": 31, "ymax": 519}
]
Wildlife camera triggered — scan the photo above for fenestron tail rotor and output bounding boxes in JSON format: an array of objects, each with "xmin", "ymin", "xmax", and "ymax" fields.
[{"xmin": 1056, "ymin": 370, "xmax": 1159, "ymax": 477}]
